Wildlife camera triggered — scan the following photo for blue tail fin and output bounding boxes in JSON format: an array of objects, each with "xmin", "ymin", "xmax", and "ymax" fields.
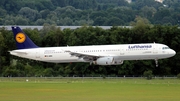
[{"xmin": 12, "ymin": 26, "xmax": 38, "ymax": 49}]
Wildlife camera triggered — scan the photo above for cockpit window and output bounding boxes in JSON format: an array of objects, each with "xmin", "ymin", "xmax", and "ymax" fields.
[{"xmin": 162, "ymin": 47, "xmax": 170, "ymax": 49}]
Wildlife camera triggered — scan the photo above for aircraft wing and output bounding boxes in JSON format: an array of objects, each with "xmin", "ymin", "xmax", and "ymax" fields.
[{"xmin": 65, "ymin": 50, "xmax": 103, "ymax": 61}]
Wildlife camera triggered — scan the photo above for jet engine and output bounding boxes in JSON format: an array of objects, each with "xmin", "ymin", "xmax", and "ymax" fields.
[{"xmin": 93, "ymin": 57, "xmax": 123, "ymax": 65}]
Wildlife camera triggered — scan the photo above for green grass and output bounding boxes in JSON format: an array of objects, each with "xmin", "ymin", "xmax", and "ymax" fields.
[{"xmin": 0, "ymin": 78, "xmax": 180, "ymax": 101}]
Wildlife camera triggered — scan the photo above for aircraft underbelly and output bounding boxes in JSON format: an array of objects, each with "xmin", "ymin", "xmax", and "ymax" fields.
[
  {"xmin": 118, "ymin": 53, "xmax": 169, "ymax": 60},
  {"xmin": 40, "ymin": 53, "xmax": 80, "ymax": 63}
]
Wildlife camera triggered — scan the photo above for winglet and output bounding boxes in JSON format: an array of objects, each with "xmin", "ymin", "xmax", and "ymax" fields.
[{"xmin": 12, "ymin": 26, "xmax": 38, "ymax": 49}]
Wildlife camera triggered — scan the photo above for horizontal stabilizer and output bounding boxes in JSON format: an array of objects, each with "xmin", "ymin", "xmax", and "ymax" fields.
[{"xmin": 9, "ymin": 50, "xmax": 27, "ymax": 55}]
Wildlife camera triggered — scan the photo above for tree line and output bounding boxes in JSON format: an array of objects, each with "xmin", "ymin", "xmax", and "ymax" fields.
[
  {"xmin": 0, "ymin": 0, "xmax": 180, "ymax": 26},
  {"xmin": 0, "ymin": 22, "xmax": 180, "ymax": 77}
]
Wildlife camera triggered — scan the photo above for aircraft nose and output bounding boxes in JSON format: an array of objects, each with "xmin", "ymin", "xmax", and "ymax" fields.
[{"xmin": 171, "ymin": 49, "xmax": 176, "ymax": 56}]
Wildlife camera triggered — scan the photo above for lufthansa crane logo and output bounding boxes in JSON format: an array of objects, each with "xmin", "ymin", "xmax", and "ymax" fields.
[{"xmin": 16, "ymin": 33, "xmax": 26, "ymax": 43}]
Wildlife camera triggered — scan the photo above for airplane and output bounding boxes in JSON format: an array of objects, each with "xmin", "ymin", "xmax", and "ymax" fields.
[{"xmin": 9, "ymin": 26, "xmax": 176, "ymax": 67}]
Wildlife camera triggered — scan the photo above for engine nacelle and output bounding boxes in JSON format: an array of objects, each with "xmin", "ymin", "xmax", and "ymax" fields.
[{"xmin": 93, "ymin": 57, "xmax": 123, "ymax": 65}]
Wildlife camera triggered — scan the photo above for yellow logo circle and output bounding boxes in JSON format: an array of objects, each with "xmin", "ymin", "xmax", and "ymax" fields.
[{"xmin": 16, "ymin": 33, "xmax": 26, "ymax": 43}]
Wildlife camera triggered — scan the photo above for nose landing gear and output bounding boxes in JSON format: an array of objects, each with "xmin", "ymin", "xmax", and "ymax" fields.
[{"xmin": 155, "ymin": 59, "xmax": 158, "ymax": 67}]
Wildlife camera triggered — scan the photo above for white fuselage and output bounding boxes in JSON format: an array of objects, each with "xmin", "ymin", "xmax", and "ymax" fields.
[{"xmin": 10, "ymin": 43, "xmax": 176, "ymax": 64}]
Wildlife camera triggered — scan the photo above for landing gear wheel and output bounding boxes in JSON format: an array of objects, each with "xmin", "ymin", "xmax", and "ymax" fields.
[{"xmin": 155, "ymin": 59, "xmax": 158, "ymax": 67}]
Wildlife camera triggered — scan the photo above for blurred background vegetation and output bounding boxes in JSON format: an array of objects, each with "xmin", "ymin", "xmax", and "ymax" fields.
[{"xmin": 0, "ymin": 0, "xmax": 180, "ymax": 26}]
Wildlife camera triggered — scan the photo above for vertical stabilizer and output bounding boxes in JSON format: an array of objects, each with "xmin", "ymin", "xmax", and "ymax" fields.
[{"xmin": 12, "ymin": 26, "xmax": 38, "ymax": 49}]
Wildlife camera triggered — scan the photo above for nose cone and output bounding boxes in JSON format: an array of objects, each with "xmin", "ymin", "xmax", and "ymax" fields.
[{"xmin": 170, "ymin": 49, "xmax": 176, "ymax": 56}]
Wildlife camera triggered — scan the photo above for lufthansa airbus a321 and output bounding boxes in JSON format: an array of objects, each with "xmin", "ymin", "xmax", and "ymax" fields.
[{"xmin": 9, "ymin": 26, "xmax": 176, "ymax": 67}]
